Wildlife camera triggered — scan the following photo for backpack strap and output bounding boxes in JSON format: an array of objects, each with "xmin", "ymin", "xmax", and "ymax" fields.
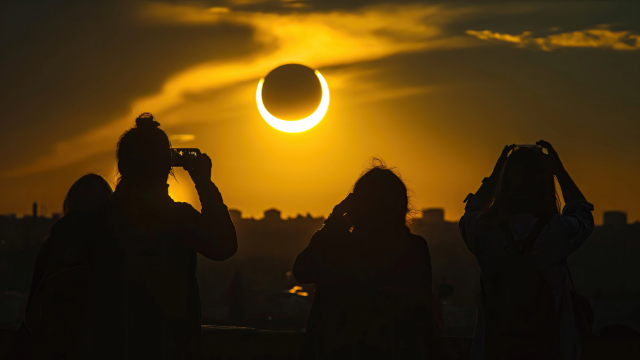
[{"xmin": 500, "ymin": 215, "xmax": 553, "ymax": 255}]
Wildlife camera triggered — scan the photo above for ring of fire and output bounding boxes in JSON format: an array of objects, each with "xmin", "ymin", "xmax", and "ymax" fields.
[{"xmin": 256, "ymin": 70, "xmax": 330, "ymax": 133}]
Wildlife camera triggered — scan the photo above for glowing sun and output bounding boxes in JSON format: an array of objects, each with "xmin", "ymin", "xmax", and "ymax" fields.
[{"xmin": 256, "ymin": 68, "xmax": 330, "ymax": 133}]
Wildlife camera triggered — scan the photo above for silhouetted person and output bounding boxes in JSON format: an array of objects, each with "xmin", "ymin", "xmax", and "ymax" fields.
[
  {"xmin": 460, "ymin": 141, "xmax": 594, "ymax": 360},
  {"xmin": 81, "ymin": 113, "xmax": 237, "ymax": 359},
  {"xmin": 293, "ymin": 161, "xmax": 442, "ymax": 359},
  {"xmin": 62, "ymin": 174, "xmax": 114, "ymax": 215},
  {"xmin": 5, "ymin": 174, "xmax": 113, "ymax": 359}
]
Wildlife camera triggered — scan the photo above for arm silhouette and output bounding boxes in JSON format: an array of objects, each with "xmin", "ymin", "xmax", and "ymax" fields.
[
  {"xmin": 537, "ymin": 140, "xmax": 586, "ymax": 203},
  {"xmin": 293, "ymin": 219, "xmax": 352, "ymax": 284},
  {"xmin": 173, "ymin": 153, "xmax": 237, "ymax": 261},
  {"xmin": 292, "ymin": 230, "xmax": 324, "ymax": 285},
  {"xmin": 474, "ymin": 144, "xmax": 515, "ymax": 203},
  {"xmin": 293, "ymin": 195, "xmax": 353, "ymax": 284},
  {"xmin": 459, "ymin": 145, "xmax": 514, "ymax": 251}
]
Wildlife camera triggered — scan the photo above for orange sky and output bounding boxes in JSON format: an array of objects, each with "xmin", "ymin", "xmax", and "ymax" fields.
[{"xmin": 1, "ymin": 1, "xmax": 639, "ymax": 224}]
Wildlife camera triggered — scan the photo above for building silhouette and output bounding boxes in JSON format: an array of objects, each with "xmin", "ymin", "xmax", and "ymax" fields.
[
  {"xmin": 0, "ymin": 204, "xmax": 60, "ymax": 326},
  {"xmin": 569, "ymin": 211, "xmax": 640, "ymax": 333},
  {"xmin": 0, "ymin": 205, "xmax": 638, "ymax": 335}
]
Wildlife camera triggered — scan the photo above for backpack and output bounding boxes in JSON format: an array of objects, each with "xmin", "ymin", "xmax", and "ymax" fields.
[{"xmin": 481, "ymin": 217, "xmax": 560, "ymax": 360}]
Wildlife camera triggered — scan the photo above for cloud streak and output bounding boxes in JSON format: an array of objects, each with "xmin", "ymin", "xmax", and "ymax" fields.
[
  {"xmin": 3, "ymin": 3, "xmax": 476, "ymax": 178},
  {"xmin": 169, "ymin": 134, "xmax": 196, "ymax": 143},
  {"xmin": 467, "ymin": 27, "xmax": 640, "ymax": 51}
]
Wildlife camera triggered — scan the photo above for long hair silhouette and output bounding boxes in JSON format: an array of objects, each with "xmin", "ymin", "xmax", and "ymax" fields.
[
  {"xmin": 293, "ymin": 159, "xmax": 442, "ymax": 359},
  {"xmin": 116, "ymin": 112, "xmax": 173, "ymax": 185},
  {"xmin": 349, "ymin": 160, "xmax": 411, "ymax": 229},
  {"xmin": 486, "ymin": 147, "xmax": 560, "ymax": 224},
  {"xmin": 62, "ymin": 173, "xmax": 113, "ymax": 215}
]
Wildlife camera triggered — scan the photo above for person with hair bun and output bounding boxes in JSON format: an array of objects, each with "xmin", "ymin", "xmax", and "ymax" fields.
[
  {"xmin": 80, "ymin": 113, "xmax": 237, "ymax": 360},
  {"xmin": 293, "ymin": 160, "xmax": 443, "ymax": 359}
]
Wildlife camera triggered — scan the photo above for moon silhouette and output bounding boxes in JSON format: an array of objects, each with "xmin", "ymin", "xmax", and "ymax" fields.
[{"xmin": 256, "ymin": 64, "xmax": 329, "ymax": 133}]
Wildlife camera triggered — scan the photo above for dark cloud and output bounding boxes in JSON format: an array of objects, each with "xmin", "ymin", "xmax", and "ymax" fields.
[
  {"xmin": 0, "ymin": 0, "xmax": 258, "ymax": 169},
  {"xmin": 444, "ymin": 1, "xmax": 639, "ymax": 35},
  {"xmin": 3, "ymin": 0, "xmax": 636, "ymax": 172}
]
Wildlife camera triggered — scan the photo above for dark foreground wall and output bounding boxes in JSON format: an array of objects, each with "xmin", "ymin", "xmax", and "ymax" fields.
[{"xmin": 1, "ymin": 326, "xmax": 638, "ymax": 359}]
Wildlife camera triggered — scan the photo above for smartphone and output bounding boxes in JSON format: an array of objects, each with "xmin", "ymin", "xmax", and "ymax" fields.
[
  {"xmin": 171, "ymin": 148, "xmax": 201, "ymax": 168},
  {"xmin": 514, "ymin": 144, "xmax": 544, "ymax": 152}
]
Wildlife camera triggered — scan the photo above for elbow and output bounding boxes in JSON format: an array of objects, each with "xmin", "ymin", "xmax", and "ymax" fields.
[
  {"xmin": 215, "ymin": 244, "xmax": 238, "ymax": 261},
  {"xmin": 203, "ymin": 237, "xmax": 238, "ymax": 261},
  {"xmin": 292, "ymin": 263, "xmax": 315, "ymax": 284}
]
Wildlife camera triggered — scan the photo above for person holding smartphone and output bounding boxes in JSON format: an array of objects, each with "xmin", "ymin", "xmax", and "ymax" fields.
[
  {"xmin": 459, "ymin": 141, "xmax": 594, "ymax": 360},
  {"xmin": 293, "ymin": 161, "xmax": 442, "ymax": 359},
  {"xmin": 78, "ymin": 113, "xmax": 237, "ymax": 360}
]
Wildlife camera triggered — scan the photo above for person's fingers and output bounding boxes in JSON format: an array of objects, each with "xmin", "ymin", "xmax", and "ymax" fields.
[
  {"xmin": 498, "ymin": 145, "xmax": 515, "ymax": 163},
  {"xmin": 201, "ymin": 154, "xmax": 212, "ymax": 167},
  {"xmin": 332, "ymin": 193, "xmax": 353, "ymax": 216},
  {"xmin": 536, "ymin": 140, "xmax": 555, "ymax": 152},
  {"xmin": 536, "ymin": 140, "xmax": 547, "ymax": 151},
  {"xmin": 502, "ymin": 144, "xmax": 516, "ymax": 154}
]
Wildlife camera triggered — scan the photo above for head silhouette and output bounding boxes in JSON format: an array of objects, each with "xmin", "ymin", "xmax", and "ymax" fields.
[
  {"xmin": 489, "ymin": 147, "xmax": 559, "ymax": 223},
  {"xmin": 350, "ymin": 160, "xmax": 410, "ymax": 229},
  {"xmin": 116, "ymin": 113, "xmax": 172, "ymax": 186},
  {"xmin": 63, "ymin": 174, "xmax": 113, "ymax": 215}
]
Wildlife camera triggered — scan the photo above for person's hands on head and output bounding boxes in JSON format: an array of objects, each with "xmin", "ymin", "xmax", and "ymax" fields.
[
  {"xmin": 491, "ymin": 144, "xmax": 516, "ymax": 178},
  {"xmin": 536, "ymin": 140, "xmax": 564, "ymax": 174},
  {"xmin": 326, "ymin": 193, "xmax": 354, "ymax": 228},
  {"xmin": 184, "ymin": 153, "xmax": 212, "ymax": 186}
]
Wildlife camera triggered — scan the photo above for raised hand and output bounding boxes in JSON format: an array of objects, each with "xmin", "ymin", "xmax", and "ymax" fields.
[
  {"xmin": 184, "ymin": 153, "xmax": 212, "ymax": 186},
  {"xmin": 536, "ymin": 140, "xmax": 564, "ymax": 174},
  {"xmin": 491, "ymin": 144, "xmax": 516, "ymax": 179},
  {"xmin": 330, "ymin": 193, "xmax": 353, "ymax": 219},
  {"xmin": 471, "ymin": 144, "xmax": 515, "ymax": 203},
  {"xmin": 325, "ymin": 193, "xmax": 354, "ymax": 228}
]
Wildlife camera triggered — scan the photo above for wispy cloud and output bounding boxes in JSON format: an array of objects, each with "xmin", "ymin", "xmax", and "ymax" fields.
[
  {"xmin": 228, "ymin": 0, "xmax": 308, "ymax": 7},
  {"xmin": 169, "ymin": 134, "xmax": 196, "ymax": 143},
  {"xmin": 3, "ymin": 3, "xmax": 477, "ymax": 178},
  {"xmin": 467, "ymin": 26, "xmax": 640, "ymax": 51},
  {"xmin": 327, "ymin": 67, "xmax": 434, "ymax": 105}
]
